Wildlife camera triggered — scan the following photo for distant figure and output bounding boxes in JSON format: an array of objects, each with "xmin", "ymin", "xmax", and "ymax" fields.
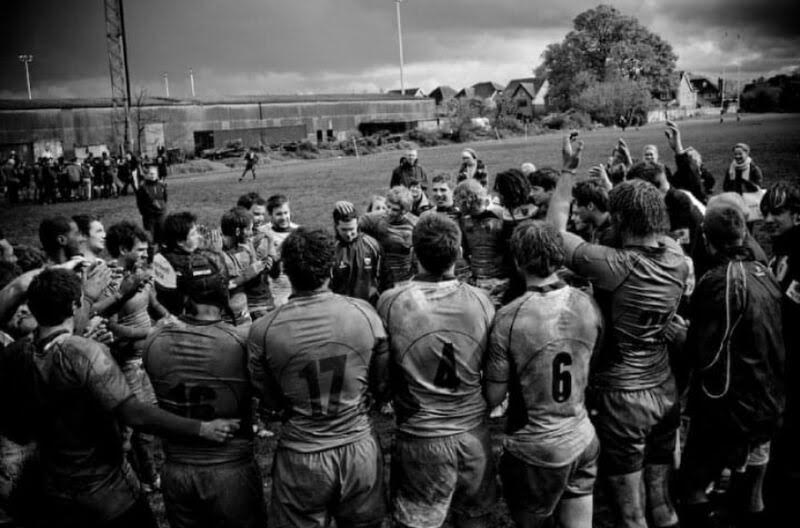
[
  {"xmin": 155, "ymin": 146, "xmax": 168, "ymax": 181},
  {"xmin": 239, "ymin": 150, "xmax": 259, "ymax": 182},
  {"xmin": 390, "ymin": 149, "xmax": 428, "ymax": 189},
  {"xmin": 136, "ymin": 166, "xmax": 168, "ymax": 245},
  {"xmin": 617, "ymin": 114, "xmax": 628, "ymax": 131}
]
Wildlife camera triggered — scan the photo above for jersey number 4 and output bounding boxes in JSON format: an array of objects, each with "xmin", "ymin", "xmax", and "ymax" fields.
[
  {"xmin": 299, "ymin": 355, "xmax": 347, "ymax": 417},
  {"xmin": 551, "ymin": 352, "xmax": 572, "ymax": 403},
  {"xmin": 433, "ymin": 342, "xmax": 460, "ymax": 390}
]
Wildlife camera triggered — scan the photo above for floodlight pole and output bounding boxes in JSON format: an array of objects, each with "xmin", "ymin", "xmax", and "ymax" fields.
[
  {"xmin": 395, "ymin": 0, "xmax": 405, "ymax": 94},
  {"xmin": 18, "ymin": 54, "xmax": 33, "ymax": 100},
  {"xmin": 189, "ymin": 68, "xmax": 196, "ymax": 97},
  {"xmin": 162, "ymin": 72, "xmax": 170, "ymax": 97}
]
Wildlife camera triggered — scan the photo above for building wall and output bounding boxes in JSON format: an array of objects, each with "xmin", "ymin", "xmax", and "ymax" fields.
[
  {"xmin": 676, "ymin": 75, "xmax": 697, "ymax": 109},
  {"xmin": 0, "ymin": 98, "xmax": 435, "ymax": 158}
]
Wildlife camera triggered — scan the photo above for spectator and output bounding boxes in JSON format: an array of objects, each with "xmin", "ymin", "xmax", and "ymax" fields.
[
  {"xmin": 136, "ymin": 166, "xmax": 167, "ymax": 245},
  {"xmin": 390, "ymin": 149, "xmax": 427, "ymax": 189},
  {"xmin": 408, "ymin": 179, "xmax": 432, "ymax": 216},
  {"xmin": 724, "ymin": 143, "xmax": 763, "ymax": 194}
]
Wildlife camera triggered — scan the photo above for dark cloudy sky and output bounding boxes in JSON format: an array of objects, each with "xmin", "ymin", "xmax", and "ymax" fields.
[{"xmin": 1, "ymin": 0, "xmax": 798, "ymax": 99}]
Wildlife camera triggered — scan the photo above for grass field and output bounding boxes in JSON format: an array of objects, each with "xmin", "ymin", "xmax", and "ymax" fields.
[
  {"xmin": 2, "ymin": 113, "xmax": 799, "ymax": 527},
  {"xmin": 2, "ymin": 113, "xmax": 799, "ymax": 248}
]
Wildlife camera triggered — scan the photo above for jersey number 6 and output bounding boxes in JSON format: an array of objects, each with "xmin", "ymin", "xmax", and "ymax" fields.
[{"xmin": 552, "ymin": 352, "xmax": 572, "ymax": 403}]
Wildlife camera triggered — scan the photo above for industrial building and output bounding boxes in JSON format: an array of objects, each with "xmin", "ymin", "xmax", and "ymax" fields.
[{"xmin": 0, "ymin": 93, "xmax": 436, "ymax": 162}]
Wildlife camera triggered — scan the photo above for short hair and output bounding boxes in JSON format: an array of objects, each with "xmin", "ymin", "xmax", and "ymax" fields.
[
  {"xmin": 453, "ymin": 179, "xmax": 486, "ymax": 213},
  {"xmin": 573, "ymin": 180, "xmax": 609, "ymax": 212},
  {"xmin": 333, "ymin": 207, "xmax": 358, "ymax": 224},
  {"xmin": 510, "ymin": 221, "xmax": 564, "ymax": 278},
  {"xmin": 407, "ymin": 178, "xmax": 421, "ymax": 188},
  {"xmin": 266, "ymin": 194, "xmax": 289, "ymax": 214},
  {"xmin": 281, "ymin": 228, "xmax": 335, "ymax": 291},
  {"xmin": 13, "ymin": 245, "xmax": 45, "ymax": 272},
  {"xmin": 412, "ymin": 214, "xmax": 461, "ymax": 275},
  {"xmin": 760, "ymin": 182, "xmax": 800, "ymax": 217},
  {"xmin": 27, "ymin": 268, "xmax": 82, "ymax": 326},
  {"xmin": 609, "ymin": 180, "xmax": 669, "ymax": 237},
  {"xmin": 527, "ymin": 168, "xmax": 559, "ymax": 191},
  {"xmin": 106, "ymin": 221, "xmax": 150, "ymax": 258},
  {"xmin": 71, "ymin": 214, "xmax": 100, "ymax": 237},
  {"xmin": 494, "ymin": 169, "xmax": 531, "ymax": 210},
  {"xmin": 708, "ymin": 192, "xmax": 748, "ymax": 218},
  {"xmin": 220, "ymin": 207, "xmax": 254, "ymax": 238},
  {"xmin": 627, "ymin": 161, "xmax": 667, "ymax": 187},
  {"xmin": 733, "ymin": 142, "xmax": 750, "ymax": 155},
  {"xmin": 703, "ymin": 206, "xmax": 746, "ymax": 251},
  {"xmin": 162, "ymin": 212, "xmax": 197, "ymax": 250},
  {"xmin": 385, "ymin": 186, "xmax": 413, "ymax": 212},
  {"xmin": 236, "ymin": 192, "xmax": 264, "ymax": 210},
  {"xmin": 431, "ymin": 172, "xmax": 453, "ymax": 188},
  {"xmin": 38, "ymin": 217, "xmax": 73, "ymax": 258}
]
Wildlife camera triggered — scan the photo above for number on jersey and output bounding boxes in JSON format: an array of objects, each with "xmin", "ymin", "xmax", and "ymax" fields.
[{"xmin": 299, "ymin": 355, "xmax": 347, "ymax": 416}]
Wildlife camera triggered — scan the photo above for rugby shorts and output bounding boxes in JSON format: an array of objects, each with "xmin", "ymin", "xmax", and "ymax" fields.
[
  {"xmin": 591, "ymin": 376, "xmax": 680, "ymax": 475},
  {"xmin": 500, "ymin": 434, "xmax": 599, "ymax": 519},
  {"xmin": 161, "ymin": 458, "xmax": 265, "ymax": 528},
  {"xmin": 270, "ymin": 433, "xmax": 386, "ymax": 528},
  {"xmin": 391, "ymin": 424, "xmax": 497, "ymax": 528}
]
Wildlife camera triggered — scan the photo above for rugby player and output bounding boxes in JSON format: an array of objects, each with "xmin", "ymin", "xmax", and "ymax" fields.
[
  {"xmin": 143, "ymin": 257, "xmax": 266, "ymax": 528},
  {"xmin": 453, "ymin": 178, "xmax": 509, "ymax": 306},
  {"xmin": 330, "ymin": 205, "xmax": 382, "ymax": 305},
  {"xmin": 485, "ymin": 221, "xmax": 602, "ymax": 528},
  {"xmin": 261, "ymin": 194, "xmax": 298, "ymax": 307},
  {"xmin": 357, "ymin": 186, "xmax": 418, "ymax": 291},
  {"xmin": 570, "ymin": 180, "xmax": 613, "ymax": 245},
  {"xmin": 423, "ymin": 173, "xmax": 470, "ymax": 281},
  {"xmin": 235, "ymin": 193, "xmax": 278, "ymax": 319},
  {"xmin": 10, "ymin": 268, "xmax": 238, "ymax": 527},
  {"xmin": 378, "ymin": 214, "xmax": 496, "ymax": 528},
  {"xmin": 548, "ymin": 136, "xmax": 689, "ymax": 528},
  {"xmin": 220, "ymin": 207, "xmax": 266, "ymax": 326},
  {"xmin": 409, "ymin": 179, "xmax": 432, "ymax": 217},
  {"xmin": 527, "ymin": 168, "xmax": 560, "ymax": 219},
  {"xmin": 680, "ymin": 205, "xmax": 785, "ymax": 528},
  {"xmin": 248, "ymin": 227, "xmax": 389, "ymax": 528}
]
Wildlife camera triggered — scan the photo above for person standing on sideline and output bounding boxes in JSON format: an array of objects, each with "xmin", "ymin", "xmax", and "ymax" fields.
[
  {"xmin": 390, "ymin": 149, "xmax": 428, "ymax": 189},
  {"xmin": 136, "ymin": 166, "xmax": 167, "ymax": 246},
  {"xmin": 239, "ymin": 149, "xmax": 259, "ymax": 182}
]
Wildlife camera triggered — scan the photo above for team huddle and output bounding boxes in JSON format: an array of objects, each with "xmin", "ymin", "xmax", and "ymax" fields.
[{"xmin": 0, "ymin": 121, "xmax": 797, "ymax": 528}]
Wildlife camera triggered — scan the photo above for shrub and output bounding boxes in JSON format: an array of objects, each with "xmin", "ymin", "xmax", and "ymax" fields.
[{"xmin": 573, "ymin": 79, "xmax": 654, "ymax": 126}]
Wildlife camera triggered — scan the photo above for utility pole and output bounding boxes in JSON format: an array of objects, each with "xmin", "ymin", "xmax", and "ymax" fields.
[
  {"xmin": 189, "ymin": 68, "xmax": 196, "ymax": 97},
  {"xmin": 18, "ymin": 55, "xmax": 33, "ymax": 100},
  {"xmin": 162, "ymin": 72, "xmax": 170, "ymax": 97},
  {"xmin": 104, "ymin": 0, "xmax": 133, "ymax": 153},
  {"xmin": 395, "ymin": 0, "xmax": 405, "ymax": 94}
]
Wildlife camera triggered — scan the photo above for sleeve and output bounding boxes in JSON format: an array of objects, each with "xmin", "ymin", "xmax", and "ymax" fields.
[
  {"xmin": 564, "ymin": 233, "xmax": 632, "ymax": 292},
  {"xmin": 685, "ymin": 272, "xmax": 730, "ymax": 370},
  {"xmin": 246, "ymin": 322, "xmax": 268, "ymax": 398},
  {"xmin": 485, "ymin": 314, "xmax": 511, "ymax": 383},
  {"xmin": 390, "ymin": 167, "xmax": 400, "ymax": 188},
  {"xmin": 78, "ymin": 340, "xmax": 134, "ymax": 411},
  {"xmin": 752, "ymin": 164, "xmax": 764, "ymax": 187}
]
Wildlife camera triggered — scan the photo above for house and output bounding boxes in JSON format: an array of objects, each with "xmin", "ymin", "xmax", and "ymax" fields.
[
  {"xmin": 504, "ymin": 77, "xmax": 549, "ymax": 119},
  {"xmin": 688, "ymin": 75, "xmax": 721, "ymax": 106},
  {"xmin": 387, "ymin": 87, "xmax": 425, "ymax": 97},
  {"xmin": 428, "ymin": 86, "xmax": 456, "ymax": 107},
  {"xmin": 652, "ymin": 72, "xmax": 697, "ymax": 109},
  {"xmin": 455, "ymin": 81, "xmax": 505, "ymax": 101}
]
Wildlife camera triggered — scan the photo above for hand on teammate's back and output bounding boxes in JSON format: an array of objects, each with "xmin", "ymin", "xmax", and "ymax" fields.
[{"xmin": 199, "ymin": 418, "xmax": 241, "ymax": 443}]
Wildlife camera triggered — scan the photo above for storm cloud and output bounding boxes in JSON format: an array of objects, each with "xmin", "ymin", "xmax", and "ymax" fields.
[{"xmin": 0, "ymin": 0, "xmax": 797, "ymax": 99}]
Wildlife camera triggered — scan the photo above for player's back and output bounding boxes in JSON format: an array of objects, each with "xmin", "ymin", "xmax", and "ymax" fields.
[
  {"xmin": 378, "ymin": 278, "xmax": 495, "ymax": 437},
  {"xmin": 143, "ymin": 319, "xmax": 254, "ymax": 465},
  {"xmin": 248, "ymin": 291, "xmax": 384, "ymax": 452},
  {"xmin": 492, "ymin": 283, "xmax": 601, "ymax": 466}
]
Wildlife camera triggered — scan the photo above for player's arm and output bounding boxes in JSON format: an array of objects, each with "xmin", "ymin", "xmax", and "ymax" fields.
[
  {"xmin": 0, "ymin": 268, "xmax": 40, "ymax": 324},
  {"xmin": 369, "ymin": 336, "xmax": 391, "ymax": 404},
  {"xmin": 246, "ymin": 325, "xmax": 286, "ymax": 414},
  {"xmin": 483, "ymin": 319, "xmax": 510, "ymax": 408},
  {"xmin": 547, "ymin": 132, "xmax": 583, "ymax": 233}
]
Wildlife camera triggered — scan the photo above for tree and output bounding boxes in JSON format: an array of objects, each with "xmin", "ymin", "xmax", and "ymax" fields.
[
  {"xmin": 537, "ymin": 4, "xmax": 677, "ymax": 111},
  {"xmin": 573, "ymin": 79, "xmax": 654, "ymax": 125}
]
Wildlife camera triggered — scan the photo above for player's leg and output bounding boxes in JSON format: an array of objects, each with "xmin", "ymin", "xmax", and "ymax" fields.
[
  {"xmin": 451, "ymin": 426, "xmax": 497, "ymax": 528},
  {"xmin": 202, "ymin": 459, "xmax": 266, "ymax": 528},
  {"xmin": 161, "ymin": 462, "xmax": 205, "ymax": 528},
  {"xmin": 555, "ymin": 434, "xmax": 599, "ymax": 528},
  {"xmin": 727, "ymin": 442, "xmax": 770, "ymax": 527},
  {"xmin": 270, "ymin": 448, "xmax": 335, "ymax": 528},
  {"xmin": 333, "ymin": 433, "xmax": 386, "ymax": 528},
  {"xmin": 500, "ymin": 451, "xmax": 561, "ymax": 528},
  {"xmin": 644, "ymin": 395, "xmax": 681, "ymax": 528},
  {"xmin": 391, "ymin": 433, "xmax": 458, "ymax": 528}
]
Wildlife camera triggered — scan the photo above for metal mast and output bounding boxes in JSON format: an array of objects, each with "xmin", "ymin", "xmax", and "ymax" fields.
[{"xmin": 104, "ymin": 0, "xmax": 132, "ymax": 153}]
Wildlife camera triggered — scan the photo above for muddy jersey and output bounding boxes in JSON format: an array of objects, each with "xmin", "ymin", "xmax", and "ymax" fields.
[
  {"xmin": 460, "ymin": 209, "xmax": 509, "ymax": 280},
  {"xmin": 486, "ymin": 282, "xmax": 601, "ymax": 467},
  {"xmin": 246, "ymin": 232, "xmax": 275, "ymax": 314},
  {"xmin": 331, "ymin": 233, "xmax": 382, "ymax": 305},
  {"xmin": 248, "ymin": 291, "xmax": 387, "ymax": 453},
  {"xmin": 360, "ymin": 212, "xmax": 418, "ymax": 291},
  {"xmin": 32, "ymin": 333, "xmax": 138, "ymax": 522},
  {"xmin": 222, "ymin": 243, "xmax": 258, "ymax": 322},
  {"xmin": 377, "ymin": 278, "xmax": 495, "ymax": 437},
  {"xmin": 564, "ymin": 233, "xmax": 689, "ymax": 390},
  {"xmin": 142, "ymin": 318, "xmax": 254, "ymax": 465}
]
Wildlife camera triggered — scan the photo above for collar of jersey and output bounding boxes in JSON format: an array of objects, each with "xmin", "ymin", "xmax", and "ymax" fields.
[
  {"xmin": 526, "ymin": 279, "xmax": 567, "ymax": 294},
  {"xmin": 413, "ymin": 272, "xmax": 457, "ymax": 283},
  {"xmin": 289, "ymin": 288, "xmax": 332, "ymax": 299}
]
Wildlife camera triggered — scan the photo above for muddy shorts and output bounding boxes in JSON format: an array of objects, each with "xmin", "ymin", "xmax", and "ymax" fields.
[
  {"xmin": 391, "ymin": 425, "xmax": 497, "ymax": 528},
  {"xmin": 270, "ymin": 433, "xmax": 386, "ymax": 528}
]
